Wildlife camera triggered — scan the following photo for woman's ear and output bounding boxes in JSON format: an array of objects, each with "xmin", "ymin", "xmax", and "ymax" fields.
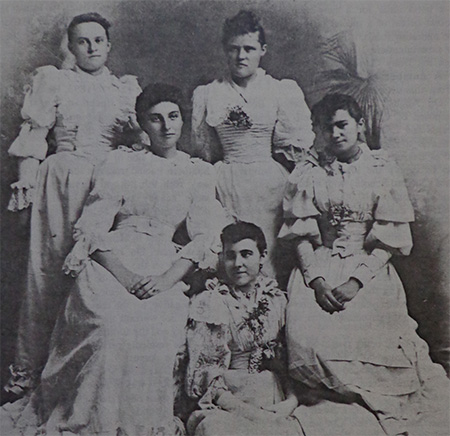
[
  {"xmin": 259, "ymin": 249, "xmax": 268, "ymax": 269},
  {"xmin": 357, "ymin": 117, "xmax": 366, "ymax": 140},
  {"xmin": 260, "ymin": 44, "xmax": 267, "ymax": 57}
]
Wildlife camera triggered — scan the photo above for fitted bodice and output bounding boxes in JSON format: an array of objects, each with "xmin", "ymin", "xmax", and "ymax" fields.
[{"xmin": 215, "ymin": 122, "xmax": 274, "ymax": 163}]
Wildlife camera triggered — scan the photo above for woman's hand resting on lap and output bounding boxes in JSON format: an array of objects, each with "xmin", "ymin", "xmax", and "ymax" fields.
[{"xmin": 310, "ymin": 277, "xmax": 344, "ymax": 314}]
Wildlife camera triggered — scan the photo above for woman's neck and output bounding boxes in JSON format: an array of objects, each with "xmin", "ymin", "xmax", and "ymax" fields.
[
  {"xmin": 150, "ymin": 146, "xmax": 178, "ymax": 159},
  {"xmin": 77, "ymin": 65, "xmax": 105, "ymax": 76},
  {"xmin": 231, "ymin": 72, "xmax": 258, "ymax": 89},
  {"xmin": 234, "ymin": 281, "xmax": 257, "ymax": 299},
  {"xmin": 336, "ymin": 144, "xmax": 362, "ymax": 163}
]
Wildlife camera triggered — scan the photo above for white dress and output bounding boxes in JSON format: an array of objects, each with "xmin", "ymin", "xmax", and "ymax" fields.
[
  {"xmin": 280, "ymin": 145, "xmax": 449, "ymax": 435},
  {"xmin": 2, "ymin": 148, "xmax": 224, "ymax": 435},
  {"xmin": 7, "ymin": 65, "xmax": 141, "ymax": 392},
  {"xmin": 192, "ymin": 68, "xmax": 314, "ymax": 278}
]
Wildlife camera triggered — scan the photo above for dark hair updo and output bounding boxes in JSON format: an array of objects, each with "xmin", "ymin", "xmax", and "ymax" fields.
[
  {"xmin": 67, "ymin": 12, "xmax": 111, "ymax": 43},
  {"xmin": 135, "ymin": 83, "xmax": 185, "ymax": 127},
  {"xmin": 311, "ymin": 93, "xmax": 364, "ymax": 129},
  {"xmin": 220, "ymin": 221, "xmax": 267, "ymax": 255},
  {"xmin": 222, "ymin": 10, "xmax": 266, "ymax": 47}
]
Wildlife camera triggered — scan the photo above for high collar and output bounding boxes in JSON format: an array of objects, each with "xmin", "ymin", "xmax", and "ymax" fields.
[{"xmin": 72, "ymin": 64, "xmax": 111, "ymax": 79}]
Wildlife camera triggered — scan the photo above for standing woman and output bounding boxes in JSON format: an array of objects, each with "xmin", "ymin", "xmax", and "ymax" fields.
[
  {"xmin": 5, "ymin": 13, "xmax": 142, "ymax": 396},
  {"xmin": 191, "ymin": 10, "xmax": 314, "ymax": 279}
]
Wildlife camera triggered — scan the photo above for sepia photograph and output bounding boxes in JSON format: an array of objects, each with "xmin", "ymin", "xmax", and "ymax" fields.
[{"xmin": 0, "ymin": 0, "xmax": 449, "ymax": 435}]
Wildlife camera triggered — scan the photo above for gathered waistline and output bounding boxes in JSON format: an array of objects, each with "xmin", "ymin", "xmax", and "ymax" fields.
[{"xmin": 115, "ymin": 216, "xmax": 175, "ymax": 239}]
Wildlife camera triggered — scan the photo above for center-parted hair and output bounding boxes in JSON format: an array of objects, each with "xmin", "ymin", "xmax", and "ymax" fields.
[
  {"xmin": 67, "ymin": 12, "xmax": 111, "ymax": 43},
  {"xmin": 222, "ymin": 10, "xmax": 266, "ymax": 47},
  {"xmin": 221, "ymin": 221, "xmax": 267, "ymax": 255},
  {"xmin": 311, "ymin": 93, "xmax": 364, "ymax": 129},
  {"xmin": 135, "ymin": 83, "xmax": 185, "ymax": 127}
]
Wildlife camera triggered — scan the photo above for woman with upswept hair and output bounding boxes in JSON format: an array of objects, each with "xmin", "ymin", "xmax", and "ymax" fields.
[
  {"xmin": 191, "ymin": 10, "xmax": 314, "ymax": 282},
  {"xmin": 5, "ymin": 12, "xmax": 142, "ymax": 398}
]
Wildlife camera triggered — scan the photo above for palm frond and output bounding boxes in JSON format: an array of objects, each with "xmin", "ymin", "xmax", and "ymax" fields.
[{"xmin": 315, "ymin": 33, "xmax": 387, "ymax": 149}]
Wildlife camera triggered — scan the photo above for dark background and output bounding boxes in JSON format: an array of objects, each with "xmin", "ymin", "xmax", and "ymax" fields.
[{"xmin": 1, "ymin": 0, "xmax": 449, "ymax": 391}]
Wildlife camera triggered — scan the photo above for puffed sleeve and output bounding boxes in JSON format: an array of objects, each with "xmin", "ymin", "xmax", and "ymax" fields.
[
  {"xmin": 185, "ymin": 284, "xmax": 232, "ymax": 409},
  {"xmin": 178, "ymin": 160, "xmax": 228, "ymax": 270},
  {"xmin": 272, "ymin": 79, "xmax": 315, "ymax": 163},
  {"xmin": 191, "ymin": 85, "xmax": 223, "ymax": 163},
  {"xmin": 117, "ymin": 74, "xmax": 142, "ymax": 124},
  {"xmin": 350, "ymin": 155, "xmax": 415, "ymax": 287},
  {"xmin": 8, "ymin": 66, "xmax": 60, "ymax": 161},
  {"xmin": 62, "ymin": 150, "xmax": 126, "ymax": 275},
  {"xmin": 278, "ymin": 162, "xmax": 322, "ymax": 244},
  {"xmin": 369, "ymin": 154, "xmax": 415, "ymax": 255}
]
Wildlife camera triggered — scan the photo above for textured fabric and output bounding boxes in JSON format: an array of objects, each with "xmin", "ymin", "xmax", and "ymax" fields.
[
  {"xmin": 7, "ymin": 66, "xmax": 141, "ymax": 397},
  {"xmin": 2, "ymin": 148, "xmax": 223, "ymax": 435},
  {"xmin": 184, "ymin": 275, "xmax": 289, "ymax": 434},
  {"xmin": 192, "ymin": 69, "xmax": 314, "ymax": 277},
  {"xmin": 185, "ymin": 276, "xmax": 286, "ymax": 407},
  {"xmin": 283, "ymin": 144, "xmax": 449, "ymax": 435}
]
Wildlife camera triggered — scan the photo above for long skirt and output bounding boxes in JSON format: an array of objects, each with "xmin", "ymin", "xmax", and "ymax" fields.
[
  {"xmin": 3, "ymin": 229, "xmax": 190, "ymax": 435},
  {"xmin": 286, "ymin": 248, "xmax": 450, "ymax": 435},
  {"xmin": 11, "ymin": 150, "xmax": 109, "ymax": 391}
]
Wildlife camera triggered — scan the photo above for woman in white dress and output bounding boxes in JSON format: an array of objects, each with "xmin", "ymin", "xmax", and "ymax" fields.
[
  {"xmin": 5, "ymin": 13, "xmax": 142, "ymax": 395},
  {"xmin": 2, "ymin": 83, "xmax": 225, "ymax": 435},
  {"xmin": 281, "ymin": 94, "xmax": 449, "ymax": 436},
  {"xmin": 191, "ymin": 10, "xmax": 314, "ymax": 280}
]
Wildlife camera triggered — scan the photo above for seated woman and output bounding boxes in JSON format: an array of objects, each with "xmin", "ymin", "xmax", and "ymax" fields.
[
  {"xmin": 280, "ymin": 93, "xmax": 449, "ymax": 436},
  {"xmin": 184, "ymin": 221, "xmax": 302, "ymax": 436},
  {"xmin": 1, "ymin": 84, "xmax": 224, "ymax": 436},
  {"xmin": 183, "ymin": 222, "xmax": 383, "ymax": 436}
]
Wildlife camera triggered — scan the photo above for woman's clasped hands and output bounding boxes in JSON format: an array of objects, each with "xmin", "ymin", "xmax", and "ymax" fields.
[{"xmin": 310, "ymin": 277, "xmax": 361, "ymax": 314}]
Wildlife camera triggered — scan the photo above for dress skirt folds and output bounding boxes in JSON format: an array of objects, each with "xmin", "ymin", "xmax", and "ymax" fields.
[
  {"xmin": 280, "ymin": 145, "xmax": 449, "ymax": 435},
  {"xmin": 1, "ymin": 149, "xmax": 225, "ymax": 435},
  {"xmin": 7, "ymin": 65, "xmax": 141, "ymax": 390}
]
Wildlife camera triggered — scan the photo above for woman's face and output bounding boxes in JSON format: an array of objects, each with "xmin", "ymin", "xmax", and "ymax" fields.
[
  {"xmin": 69, "ymin": 22, "xmax": 110, "ymax": 74},
  {"xmin": 222, "ymin": 238, "xmax": 266, "ymax": 292},
  {"xmin": 141, "ymin": 101, "xmax": 183, "ymax": 152},
  {"xmin": 224, "ymin": 31, "xmax": 266, "ymax": 81},
  {"xmin": 324, "ymin": 109, "xmax": 364, "ymax": 159}
]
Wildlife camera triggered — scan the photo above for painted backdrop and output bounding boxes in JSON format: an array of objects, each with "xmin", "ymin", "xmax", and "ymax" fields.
[{"xmin": 1, "ymin": 0, "xmax": 448, "ymax": 390}]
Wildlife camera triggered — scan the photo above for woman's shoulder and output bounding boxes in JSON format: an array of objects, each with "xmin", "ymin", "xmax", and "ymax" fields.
[
  {"xmin": 181, "ymin": 152, "xmax": 215, "ymax": 175},
  {"xmin": 189, "ymin": 278, "xmax": 230, "ymax": 324},
  {"xmin": 193, "ymin": 78, "xmax": 229, "ymax": 103},
  {"xmin": 115, "ymin": 74, "xmax": 141, "ymax": 94},
  {"xmin": 362, "ymin": 145, "xmax": 404, "ymax": 178},
  {"xmin": 102, "ymin": 146, "xmax": 143, "ymax": 169},
  {"xmin": 26, "ymin": 65, "xmax": 62, "ymax": 90},
  {"xmin": 290, "ymin": 153, "xmax": 322, "ymax": 181},
  {"xmin": 257, "ymin": 276, "xmax": 286, "ymax": 300}
]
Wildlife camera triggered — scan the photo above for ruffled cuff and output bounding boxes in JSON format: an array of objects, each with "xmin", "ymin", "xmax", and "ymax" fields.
[
  {"xmin": 198, "ymin": 376, "xmax": 230, "ymax": 410},
  {"xmin": 62, "ymin": 232, "xmax": 112, "ymax": 276},
  {"xmin": 179, "ymin": 233, "xmax": 222, "ymax": 271},
  {"xmin": 8, "ymin": 122, "xmax": 49, "ymax": 160},
  {"xmin": 278, "ymin": 217, "xmax": 321, "ymax": 244},
  {"xmin": 273, "ymin": 144, "xmax": 306, "ymax": 164},
  {"xmin": 7, "ymin": 186, "xmax": 35, "ymax": 212},
  {"xmin": 367, "ymin": 222, "xmax": 413, "ymax": 256}
]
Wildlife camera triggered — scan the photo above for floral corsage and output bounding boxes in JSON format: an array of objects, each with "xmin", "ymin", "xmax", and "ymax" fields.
[
  {"xmin": 328, "ymin": 204, "xmax": 354, "ymax": 227},
  {"xmin": 224, "ymin": 105, "xmax": 253, "ymax": 129}
]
